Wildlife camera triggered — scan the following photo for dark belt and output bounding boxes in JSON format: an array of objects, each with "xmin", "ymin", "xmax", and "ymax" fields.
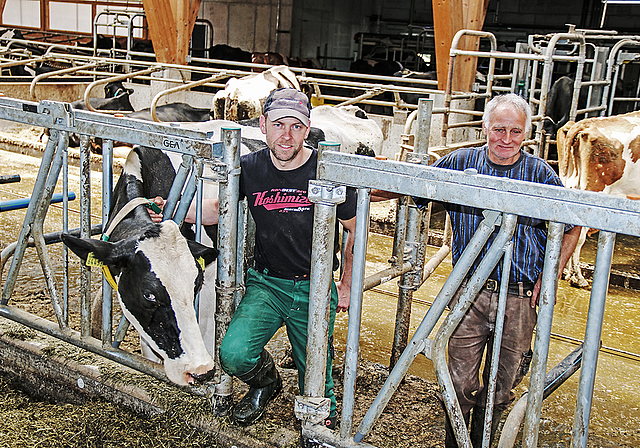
[
  {"xmin": 484, "ymin": 278, "xmax": 534, "ymax": 297},
  {"xmin": 255, "ymin": 265, "xmax": 309, "ymax": 281}
]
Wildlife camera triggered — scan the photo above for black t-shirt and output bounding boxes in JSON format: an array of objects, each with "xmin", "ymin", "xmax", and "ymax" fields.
[{"xmin": 240, "ymin": 147, "xmax": 357, "ymax": 278}]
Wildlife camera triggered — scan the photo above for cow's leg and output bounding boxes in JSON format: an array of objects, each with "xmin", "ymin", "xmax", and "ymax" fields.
[{"xmin": 564, "ymin": 227, "xmax": 589, "ymax": 288}]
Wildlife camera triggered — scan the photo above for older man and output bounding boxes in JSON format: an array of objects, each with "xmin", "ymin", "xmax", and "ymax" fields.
[{"xmin": 413, "ymin": 94, "xmax": 580, "ymax": 447}]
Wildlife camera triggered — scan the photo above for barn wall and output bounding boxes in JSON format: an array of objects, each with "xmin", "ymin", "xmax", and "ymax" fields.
[
  {"xmin": 199, "ymin": 0, "xmax": 293, "ymax": 55},
  {"xmin": 193, "ymin": 0, "xmax": 640, "ymax": 70}
]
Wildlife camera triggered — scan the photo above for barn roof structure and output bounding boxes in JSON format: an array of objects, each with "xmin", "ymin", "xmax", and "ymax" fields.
[{"xmin": 141, "ymin": 0, "xmax": 201, "ymax": 65}]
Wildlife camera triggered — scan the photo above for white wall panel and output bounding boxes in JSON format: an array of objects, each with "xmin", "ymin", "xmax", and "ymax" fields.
[
  {"xmin": 50, "ymin": 2, "xmax": 92, "ymax": 33},
  {"xmin": 3, "ymin": 0, "xmax": 40, "ymax": 28}
]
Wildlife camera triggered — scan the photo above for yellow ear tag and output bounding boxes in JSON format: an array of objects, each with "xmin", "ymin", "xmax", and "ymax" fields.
[
  {"xmin": 197, "ymin": 256, "xmax": 205, "ymax": 270},
  {"xmin": 101, "ymin": 266, "xmax": 119, "ymax": 291},
  {"xmin": 86, "ymin": 252, "xmax": 103, "ymax": 267},
  {"xmin": 86, "ymin": 252, "xmax": 118, "ymax": 291}
]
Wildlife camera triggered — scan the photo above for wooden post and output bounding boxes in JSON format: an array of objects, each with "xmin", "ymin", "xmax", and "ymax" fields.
[
  {"xmin": 432, "ymin": 0, "xmax": 489, "ymax": 92},
  {"xmin": 142, "ymin": 0, "xmax": 201, "ymax": 64},
  {"xmin": 432, "ymin": 0, "xmax": 455, "ymax": 91}
]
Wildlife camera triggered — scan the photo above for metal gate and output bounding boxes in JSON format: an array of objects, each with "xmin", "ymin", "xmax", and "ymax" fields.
[
  {"xmin": 1, "ymin": 86, "xmax": 639, "ymax": 448},
  {"xmin": 0, "ymin": 95, "xmax": 232, "ymax": 394},
  {"xmin": 298, "ymin": 99, "xmax": 640, "ymax": 448}
]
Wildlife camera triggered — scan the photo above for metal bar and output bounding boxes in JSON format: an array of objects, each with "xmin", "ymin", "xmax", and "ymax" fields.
[
  {"xmin": 0, "ymin": 174, "xmax": 20, "ymax": 184},
  {"xmin": 0, "ymin": 192, "xmax": 76, "ymax": 212},
  {"xmin": 571, "ymin": 231, "xmax": 616, "ymax": 448},
  {"xmin": 316, "ymin": 152, "xmax": 640, "ymax": 237},
  {"xmin": 601, "ymin": 40, "xmax": 640, "ymax": 116},
  {"xmin": 100, "ymin": 138, "xmax": 114, "ymax": 344},
  {"xmin": 391, "ymin": 202, "xmax": 419, "ymax": 368},
  {"xmin": 483, "ymin": 241, "xmax": 513, "ymax": 448},
  {"xmin": 354, "ymin": 210, "xmax": 503, "ymax": 443},
  {"xmin": 30, "ymin": 62, "xmax": 102, "ymax": 99},
  {"xmin": 340, "ymin": 187, "xmax": 371, "ymax": 438},
  {"xmin": 0, "ymin": 97, "xmax": 216, "ymax": 158},
  {"xmin": 172, "ymin": 160, "xmax": 200, "ymax": 227},
  {"xmin": 79, "ymin": 134, "xmax": 92, "ymax": 332},
  {"xmin": 522, "ymin": 221, "xmax": 565, "ymax": 447},
  {"xmin": 31, "ymin": 130, "xmax": 69, "ymax": 328},
  {"xmin": 149, "ymin": 72, "xmax": 229, "ymax": 121},
  {"xmin": 390, "ymin": 98, "xmax": 433, "ymax": 368},
  {"xmin": 62, "ymin": 132, "xmax": 70, "ymax": 326},
  {"xmin": 82, "ymin": 66, "xmax": 163, "ymax": 113},
  {"xmin": 302, "ymin": 178, "xmax": 347, "ymax": 425},
  {"xmin": 391, "ymin": 195, "xmax": 409, "ymax": 270},
  {"xmin": 212, "ymin": 126, "xmax": 241, "ymax": 414},
  {"xmin": 163, "ymin": 154, "xmax": 193, "ymax": 223},
  {"xmin": 2, "ymin": 130, "xmax": 59, "ymax": 304},
  {"xmin": 433, "ymin": 214, "xmax": 518, "ymax": 448},
  {"xmin": 194, "ymin": 162, "xmax": 204, "ymax": 318}
]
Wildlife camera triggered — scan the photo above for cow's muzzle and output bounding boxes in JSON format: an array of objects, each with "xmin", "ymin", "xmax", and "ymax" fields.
[{"xmin": 189, "ymin": 369, "xmax": 216, "ymax": 384}]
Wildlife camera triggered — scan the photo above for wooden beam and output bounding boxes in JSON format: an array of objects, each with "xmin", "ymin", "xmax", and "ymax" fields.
[
  {"xmin": 432, "ymin": 0, "xmax": 455, "ymax": 91},
  {"xmin": 143, "ymin": 0, "xmax": 176, "ymax": 63},
  {"xmin": 142, "ymin": 0, "xmax": 201, "ymax": 64},
  {"xmin": 432, "ymin": 0, "xmax": 489, "ymax": 92}
]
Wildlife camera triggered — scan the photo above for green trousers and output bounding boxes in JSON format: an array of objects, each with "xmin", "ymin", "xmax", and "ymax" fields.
[{"xmin": 219, "ymin": 268, "xmax": 338, "ymax": 415}]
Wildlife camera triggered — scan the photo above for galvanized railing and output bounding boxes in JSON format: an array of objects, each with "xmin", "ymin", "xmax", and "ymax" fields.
[
  {"xmin": 298, "ymin": 98, "xmax": 640, "ymax": 448},
  {"xmin": 0, "ymin": 95, "xmax": 229, "ymax": 396},
  {"xmin": 0, "ymin": 92, "xmax": 432, "ymax": 423}
]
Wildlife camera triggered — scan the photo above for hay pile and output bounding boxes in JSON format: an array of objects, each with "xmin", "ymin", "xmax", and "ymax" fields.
[{"xmin": 0, "ymin": 375, "xmax": 223, "ymax": 448}]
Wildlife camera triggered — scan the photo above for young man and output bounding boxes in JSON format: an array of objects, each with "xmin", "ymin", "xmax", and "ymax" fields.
[
  {"xmin": 153, "ymin": 88, "xmax": 356, "ymax": 428},
  {"xmin": 412, "ymin": 93, "xmax": 580, "ymax": 447}
]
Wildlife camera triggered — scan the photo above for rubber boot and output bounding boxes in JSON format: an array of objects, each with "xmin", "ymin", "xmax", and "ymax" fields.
[
  {"xmin": 445, "ymin": 411, "xmax": 470, "ymax": 448},
  {"xmin": 469, "ymin": 407, "xmax": 504, "ymax": 448},
  {"xmin": 232, "ymin": 350, "xmax": 283, "ymax": 426}
]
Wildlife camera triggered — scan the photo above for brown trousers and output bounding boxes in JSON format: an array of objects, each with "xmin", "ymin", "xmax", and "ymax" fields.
[{"xmin": 447, "ymin": 285, "xmax": 537, "ymax": 415}]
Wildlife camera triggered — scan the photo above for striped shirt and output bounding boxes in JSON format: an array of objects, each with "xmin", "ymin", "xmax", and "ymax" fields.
[{"xmin": 414, "ymin": 146, "xmax": 570, "ymax": 284}]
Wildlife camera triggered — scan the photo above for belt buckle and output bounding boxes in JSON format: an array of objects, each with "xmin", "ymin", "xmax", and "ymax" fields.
[{"xmin": 485, "ymin": 279, "xmax": 498, "ymax": 291}]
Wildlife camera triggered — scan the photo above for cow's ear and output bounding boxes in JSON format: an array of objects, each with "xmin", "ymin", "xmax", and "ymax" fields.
[
  {"xmin": 61, "ymin": 234, "xmax": 130, "ymax": 267},
  {"xmin": 186, "ymin": 240, "xmax": 218, "ymax": 267}
]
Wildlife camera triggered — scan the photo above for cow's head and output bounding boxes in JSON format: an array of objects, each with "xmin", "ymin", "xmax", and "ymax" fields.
[
  {"xmin": 104, "ymin": 81, "xmax": 134, "ymax": 99},
  {"xmin": 61, "ymin": 221, "xmax": 218, "ymax": 385}
]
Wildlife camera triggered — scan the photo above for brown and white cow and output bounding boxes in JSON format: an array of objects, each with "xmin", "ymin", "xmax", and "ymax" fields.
[
  {"xmin": 213, "ymin": 65, "xmax": 300, "ymax": 122},
  {"xmin": 556, "ymin": 111, "xmax": 640, "ymax": 286}
]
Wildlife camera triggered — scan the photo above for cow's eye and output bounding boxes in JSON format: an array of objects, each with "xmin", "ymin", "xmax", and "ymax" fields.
[{"xmin": 144, "ymin": 293, "xmax": 156, "ymax": 303}]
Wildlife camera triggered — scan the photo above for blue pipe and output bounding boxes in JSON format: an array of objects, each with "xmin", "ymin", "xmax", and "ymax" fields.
[{"xmin": 0, "ymin": 192, "xmax": 76, "ymax": 212}]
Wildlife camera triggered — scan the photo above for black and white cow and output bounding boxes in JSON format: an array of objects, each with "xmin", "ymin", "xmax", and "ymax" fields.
[
  {"xmin": 127, "ymin": 103, "xmax": 212, "ymax": 122},
  {"xmin": 61, "ymin": 145, "xmax": 218, "ymax": 386},
  {"xmin": 41, "ymin": 81, "xmax": 135, "ymax": 149},
  {"xmin": 188, "ymin": 105, "xmax": 383, "ymax": 156},
  {"xmin": 71, "ymin": 81, "xmax": 135, "ymax": 113},
  {"xmin": 212, "ymin": 65, "xmax": 300, "ymax": 121},
  {"xmin": 543, "ymin": 75, "xmax": 576, "ymax": 140}
]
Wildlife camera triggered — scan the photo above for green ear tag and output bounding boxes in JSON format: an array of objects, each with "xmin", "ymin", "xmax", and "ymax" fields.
[
  {"xmin": 197, "ymin": 256, "xmax": 205, "ymax": 270},
  {"xmin": 86, "ymin": 252, "xmax": 104, "ymax": 267}
]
